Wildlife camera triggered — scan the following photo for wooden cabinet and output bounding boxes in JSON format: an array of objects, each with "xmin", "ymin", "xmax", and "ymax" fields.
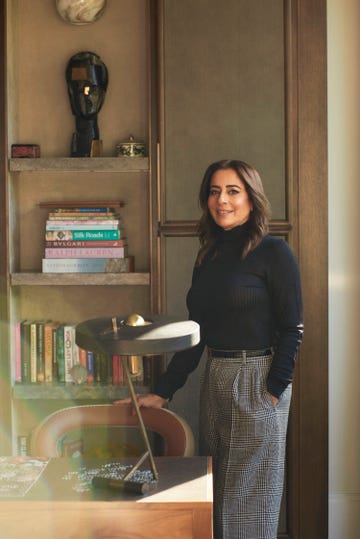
[
  {"xmin": 0, "ymin": 0, "xmax": 160, "ymax": 454},
  {"xmin": 0, "ymin": 2, "xmax": 329, "ymax": 537}
]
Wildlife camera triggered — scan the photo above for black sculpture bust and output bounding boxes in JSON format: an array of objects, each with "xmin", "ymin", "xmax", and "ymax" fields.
[{"xmin": 66, "ymin": 51, "xmax": 108, "ymax": 157}]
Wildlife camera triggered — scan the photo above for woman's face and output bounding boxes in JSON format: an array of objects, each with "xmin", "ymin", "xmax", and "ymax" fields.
[{"xmin": 207, "ymin": 168, "xmax": 252, "ymax": 230}]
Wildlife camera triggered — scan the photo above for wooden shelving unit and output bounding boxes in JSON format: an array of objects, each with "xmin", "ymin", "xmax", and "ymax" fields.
[{"xmin": 0, "ymin": 0, "xmax": 159, "ymax": 452}]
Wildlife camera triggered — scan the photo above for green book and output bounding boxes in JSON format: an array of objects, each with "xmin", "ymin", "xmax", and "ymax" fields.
[
  {"xmin": 36, "ymin": 321, "xmax": 45, "ymax": 383},
  {"xmin": 56, "ymin": 325, "xmax": 65, "ymax": 383}
]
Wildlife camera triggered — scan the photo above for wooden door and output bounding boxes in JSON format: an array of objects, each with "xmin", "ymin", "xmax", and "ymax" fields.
[{"xmin": 155, "ymin": 0, "xmax": 328, "ymax": 537}]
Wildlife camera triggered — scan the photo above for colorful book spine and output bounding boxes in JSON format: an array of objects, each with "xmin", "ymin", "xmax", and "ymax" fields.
[
  {"xmin": 30, "ymin": 322, "xmax": 37, "ymax": 383},
  {"xmin": 112, "ymin": 355, "xmax": 120, "ymax": 385},
  {"xmin": 20, "ymin": 321, "xmax": 31, "ymax": 383},
  {"xmin": 44, "ymin": 247, "xmax": 126, "ymax": 258},
  {"xmin": 86, "ymin": 350, "xmax": 94, "ymax": 383},
  {"xmin": 45, "ymin": 222, "xmax": 119, "ymax": 230},
  {"xmin": 42, "ymin": 257, "xmax": 133, "ymax": 273},
  {"xmin": 44, "ymin": 322, "xmax": 54, "ymax": 383},
  {"xmin": 118, "ymin": 356, "xmax": 125, "ymax": 384},
  {"xmin": 36, "ymin": 322, "xmax": 45, "ymax": 383},
  {"xmin": 142, "ymin": 356, "xmax": 153, "ymax": 386},
  {"xmin": 45, "ymin": 229, "xmax": 121, "ymax": 241},
  {"xmin": 47, "ymin": 213, "xmax": 118, "ymax": 219},
  {"xmin": 15, "ymin": 320, "xmax": 130, "ymax": 387},
  {"xmin": 78, "ymin": 347, "xmax": 87, "ymax": 367},
  {"xmin": 94, "ymin": 353, "xmax": 101, "ymax": 384},
  {"xmin": 99, "ymin": 353, "xmax": 112, "ymax": 384},
  {"xmin": 71, "ymin": 326, "xmax": 80, "ymax": 366},
  {"xmin": 51, "ymin": 207, "xmax": 116, "ymax": 213},
  {"xmin": 45, "ymin": 239, "xmax": 127, "ymax": 248},
  {"xmin": 56, "ymin": 325, "xmax": 65, "ymax": 383},
  {"xmin": 52, "ymin": 323, "xmax": 60, "ymax": 381},
  {"xmin": 64, "ymin": 325, "xmax": 74, "ymax": 382}
]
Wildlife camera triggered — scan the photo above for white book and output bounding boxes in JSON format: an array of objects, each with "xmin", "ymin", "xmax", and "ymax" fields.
[{"xmin": 42, "ymin": 258, "xmax": 132, "ymax": 273}]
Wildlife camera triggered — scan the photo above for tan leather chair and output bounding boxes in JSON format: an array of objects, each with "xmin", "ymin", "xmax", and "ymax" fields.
[{"xmin": 30, "ymin": 404, "xmax": 195, "ymax": 458}]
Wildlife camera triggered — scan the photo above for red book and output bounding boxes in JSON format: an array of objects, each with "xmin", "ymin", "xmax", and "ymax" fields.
[{"xmin": 112, "ymin": 355, "xmax": 119, "ymax": 385}]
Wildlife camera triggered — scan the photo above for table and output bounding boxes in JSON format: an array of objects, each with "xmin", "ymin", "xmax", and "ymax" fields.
[{"xmin": 0, "ymin": 456, "xmax": 213, "ymax": 539}]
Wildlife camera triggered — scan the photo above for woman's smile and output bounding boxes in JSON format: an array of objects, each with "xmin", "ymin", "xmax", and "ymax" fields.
[{"xmin": 207, "ymin": 168, "xmax": 252, "ymax": 230}]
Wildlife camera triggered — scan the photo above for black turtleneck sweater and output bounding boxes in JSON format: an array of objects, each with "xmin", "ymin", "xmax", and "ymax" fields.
[{"xmin": 155, "ymin": 223, "xmax": 304, "ymax": 399}]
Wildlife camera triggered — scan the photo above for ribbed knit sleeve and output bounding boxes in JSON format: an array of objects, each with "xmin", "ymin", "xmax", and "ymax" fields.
[{"xmin": 264, "ymin": 239, "xmax": 303, "ymax": 397}]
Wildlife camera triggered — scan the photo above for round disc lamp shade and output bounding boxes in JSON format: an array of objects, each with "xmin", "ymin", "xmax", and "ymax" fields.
[{"xmin": 75, "ymin": 314, "xmax": 200, "ymax": 356}]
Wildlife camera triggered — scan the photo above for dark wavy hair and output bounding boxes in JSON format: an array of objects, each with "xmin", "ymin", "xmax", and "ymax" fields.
[{"xmin": 196, "ymin": 159, "xmax": 271, "ymax": 265}]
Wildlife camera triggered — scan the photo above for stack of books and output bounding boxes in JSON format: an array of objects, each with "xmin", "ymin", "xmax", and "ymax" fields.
[{"xmin": 41, "ymin": 201, "xmax": 134, "ymax": 273}]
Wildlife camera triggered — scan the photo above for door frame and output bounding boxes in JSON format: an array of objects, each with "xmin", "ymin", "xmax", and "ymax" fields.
[{"xmin": 153, "ymin": 0, "xmax": 328, "ymax": 537}]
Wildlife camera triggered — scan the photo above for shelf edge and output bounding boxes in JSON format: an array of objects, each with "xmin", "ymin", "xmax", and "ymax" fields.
[{"xmin": 10, "ymin": 272, "xmax": 150, "ymax": 286}]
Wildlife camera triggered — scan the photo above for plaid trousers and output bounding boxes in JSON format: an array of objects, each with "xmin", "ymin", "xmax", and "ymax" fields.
[{"xmin": 199, "ymin": 351, "xmax": 292, "ymax": 539}]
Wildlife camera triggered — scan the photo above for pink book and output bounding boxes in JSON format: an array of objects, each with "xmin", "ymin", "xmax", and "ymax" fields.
[
  {"xmin": 44, "ymin": 247, "xmax": 126, "ymax": 258},
  {"xmin": 46, "ymin": 219, "xmax": 120, "ymax": 226}
]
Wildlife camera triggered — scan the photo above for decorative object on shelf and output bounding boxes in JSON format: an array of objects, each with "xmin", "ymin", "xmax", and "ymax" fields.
[
  {"xmin": 66, "ymin": 51, "xmax": 108, "ymax": 157},
  {"xmin": 55, "ymin": 0, "xmax": 107, "ymax": 25},
  {"xmin": 11, "ymin": 144, "xmax": 40, "ymax": 158},
  {"xmin": 116, "ymin": 135, "xmax": 146, "ymax": 158},
  {"xmin": 70, "ymin": 364, "xmax": 89, "ymax": 384}
]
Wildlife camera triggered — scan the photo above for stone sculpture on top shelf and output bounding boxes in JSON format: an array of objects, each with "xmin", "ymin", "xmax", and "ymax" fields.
[
  {"xmin": 56, "ymin": 0, "xmax": 107, "ymax": 25},
  {"xmin": 66, "ymin": 51, "xmax": 108, "ymax": 157}
]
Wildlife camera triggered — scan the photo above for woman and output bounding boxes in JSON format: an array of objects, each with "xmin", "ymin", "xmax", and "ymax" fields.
[{"xmin": 116, "ymin": 159, "xmax": 303, "ymax": 539}]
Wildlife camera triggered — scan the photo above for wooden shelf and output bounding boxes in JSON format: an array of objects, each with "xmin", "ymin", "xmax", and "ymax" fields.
[
  {"xmin": 13, "ymin": 383, "xmax": 150, "ymax": 400},
  {"xmin": 10, "ymin": 272, "xmax": 150, "ymax": 286},
  {"xmin": 9, "ymin": 157, "xmax": 149, "ymax": 173}
]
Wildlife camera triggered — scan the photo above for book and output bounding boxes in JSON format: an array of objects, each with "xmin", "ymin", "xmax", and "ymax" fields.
[
  {"xmin": 39, "ymin": 201, "xmax": 124, "ymax": 210},
  {"xmin": 142, "ymin": 356, "xmax": 153, "ymax": 386},
  {"xmin": 52, "ymin": 323, "xmax": 60, "ymax": 382},
  {"xmin": 71, "ymin": 326, "xmax": 80, "ymax": 367},
  {"xmin": 56, "ymin": 325, "xmax": 65, "ymax": 383},
  {"xmin": 45, "ymin": 229, "xmax": 121, "ymax": 241},
  {"xmin": 45, "ymin": 222, "xmax": 120, "ymax": 230},
  {"xmin": 86, "ymin": 350, "xmax": 94, "ymax": 383},
  {"xmin": 44, "ymin": 247, "xmax": 127, "ymax": 258},
  {"xmin": 112, "ymin": 355, "xmax": 120, "ymax": 385},
  {"xmin": 93, "ymin": 353, "xmax": 101, "ymax": 384},
  {"xmin": 20, "ymin": 321, "xmax": 31, "ymax": 383},
  {"xmin": 36, "ymin": 321, "xmax": 45, "ymax": 383},
  {"xmin": 94, "ymin": 353, "xmax": 112, "ymax": 384},
  {"xmin": 49, "ymin": 208, "xmax": 116, "ymax": 213},
  {"xmin": 45, "ymin": 240, "xmax": 127, "ymax": 247},
  {"xmin": 42, "ymin": 257, "xmax": 134, "ymax": 273},
  {"xmin": 64, "ymin": 325, "xmax": 74, "ymax": 382},
  {"xmin": 78, "ymin": 347, "xmax": 87, "ymax": 368},
  {"xmin": 44, "ymin": 321, "xmax": 55, "ymax": 383},
  {"xmin": 47, "ymin": 212, "xmax": 119, "ymax": 219},
  {"xmin": 29, "ymin": 322, "xmax": 37, "ymax": 383}
]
